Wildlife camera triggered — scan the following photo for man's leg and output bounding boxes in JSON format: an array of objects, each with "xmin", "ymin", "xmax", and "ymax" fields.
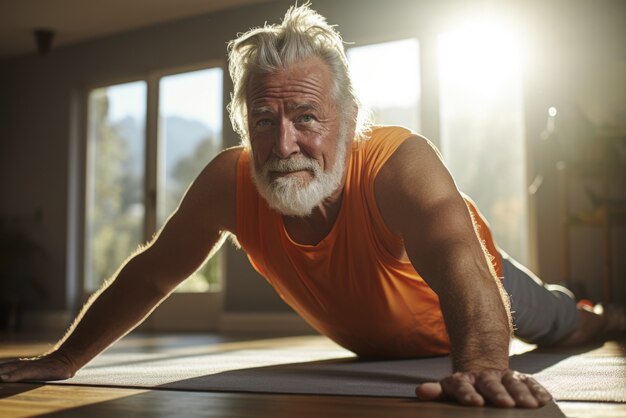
[
  {"xmin": 501, "ymin": 251, "xmax": 626, "ymax": 345},
  {"xmin": 500, "ymin": 251, "xmax": 583, "ymax": 345},
  {"xmin": 497, "ymin": 251, "xmax": 626, "ymax": 346}
]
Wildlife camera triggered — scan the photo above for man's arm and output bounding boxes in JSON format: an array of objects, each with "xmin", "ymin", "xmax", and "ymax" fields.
[
  {"xmin": 375, "ymin": 136, "xmax": 551, "ymax": 408},
  {"xmin": 0, "ymin": 147, "xmax": 241, "ymax": 382}
]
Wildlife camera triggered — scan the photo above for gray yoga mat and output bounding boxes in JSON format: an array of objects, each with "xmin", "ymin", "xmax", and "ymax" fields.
[{"xmin": 54, "ymin": 336, "xmax": 626, "ymax": 402}]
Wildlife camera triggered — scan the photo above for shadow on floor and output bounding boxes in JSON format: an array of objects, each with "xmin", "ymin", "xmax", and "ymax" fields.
[
  {"xmin": 33, "ymin": 388, "xmax": 569, "ymax": 418},
  {"xmin": 0, "ymin": 381, "xmax": 43, "ymax": 399}
]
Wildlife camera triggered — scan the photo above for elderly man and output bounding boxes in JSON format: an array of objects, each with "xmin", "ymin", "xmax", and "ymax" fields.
[{"xmin": 1, "ymin": 4, "xmax": 621, "ymax": 409}]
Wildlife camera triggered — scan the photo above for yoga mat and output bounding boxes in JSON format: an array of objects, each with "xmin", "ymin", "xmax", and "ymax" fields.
[{"xmin": 54, "ymin": 336, "xmax": 625, "ymax": 402}]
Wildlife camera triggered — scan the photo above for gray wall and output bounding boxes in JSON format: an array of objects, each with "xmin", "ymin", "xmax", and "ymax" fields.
[{"xmin": 0, "ymin": 0, "xmax": 624, "ymax": 322}]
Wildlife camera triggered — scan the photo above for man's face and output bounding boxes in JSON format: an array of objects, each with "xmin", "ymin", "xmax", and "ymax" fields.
[{"xmin": 246, "ymin": 57, "xmax": 348, "ymax": 216}]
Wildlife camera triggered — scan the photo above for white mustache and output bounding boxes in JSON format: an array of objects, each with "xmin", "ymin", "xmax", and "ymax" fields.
[{"xmin": 263, "ymin": 155, "xmax": 320, "ymax": 174}]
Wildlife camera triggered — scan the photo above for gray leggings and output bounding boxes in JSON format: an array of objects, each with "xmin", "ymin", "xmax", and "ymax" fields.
[{"xmin": 500, "ymin": 251, "xmax": 578, "ymax": 346}]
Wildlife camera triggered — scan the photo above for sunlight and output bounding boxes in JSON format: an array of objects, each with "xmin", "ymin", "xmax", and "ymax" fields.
[
  {"xmin": 438, "ymin": 13, "xmax": 529, "ymax": 263},
  {"xmin": 348, "ymin": 38, "xmax": 420, "ymax": 131},
  {"xmin": 348, "ymin": 39, "xmax": 419, "ymax": 108},
  {"xmin": 160, "ymin": 68, "xmax": 223, "ymax": 130},
  {"xmin": 439, "ymin": 15, "xmax": 524, "ymax": 101},
  {"xmin": 106, "ymin": 82, "xmax": 146, "ymax": 123}
]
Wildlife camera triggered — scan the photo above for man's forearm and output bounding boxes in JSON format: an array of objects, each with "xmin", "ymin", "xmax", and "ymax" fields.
[
  {"xmin": 51, "ymin": 253, "xmax": 170, "ymax": 372},
  {"xmin": 445, "ymin": 304, "xmax": 511, "ymax": 372},
  {"xmin": 439, "ymin": 267, "xmax": 512, "ymax": 372},
  {"xmin": 420, "ymin": 240, "xmax": 512, "ymax": 372}
]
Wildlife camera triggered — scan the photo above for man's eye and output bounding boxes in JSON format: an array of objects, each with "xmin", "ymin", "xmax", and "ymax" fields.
[
  {"xmin": 256, "ymin": 119, "xmax": 273, "ymax": 127},
  {"xmin": 300, "ymin": 114, "xmax": 314, "ymax": 123}
]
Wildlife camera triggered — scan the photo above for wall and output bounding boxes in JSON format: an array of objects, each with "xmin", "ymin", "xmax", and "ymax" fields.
[
  {"xmin": 0, "ymin": 0, "xmax": 624, "ymax": 329},
  {"xmin": 521, "ymin": 1, "xmax": 626, "ymax": 302},
  {"xmin": 0, "ymin": 0, "xmax": 299, "ymax": 320}
]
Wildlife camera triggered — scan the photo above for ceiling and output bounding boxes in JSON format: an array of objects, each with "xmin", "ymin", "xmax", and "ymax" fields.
[{"xmin": 0, "ymin": 0, "xmax": 269, "ymax": 59}]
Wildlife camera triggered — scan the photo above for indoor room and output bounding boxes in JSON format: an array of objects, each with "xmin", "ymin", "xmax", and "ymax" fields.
[{"xmin": 0, "ymin": 0, "xmax": 624, "ymax": 416}]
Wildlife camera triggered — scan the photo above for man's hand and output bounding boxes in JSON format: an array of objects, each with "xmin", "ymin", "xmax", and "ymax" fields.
[
  {"xmin": 415, "ymin": 369, "xmax": 552, "ymax": 408},
  {"xmin": 0, "ymin": 352, "xmax": 75, "ymax": 383}
]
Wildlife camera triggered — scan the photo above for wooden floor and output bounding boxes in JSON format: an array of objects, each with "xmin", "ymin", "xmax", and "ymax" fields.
[{"xmin": 1, "ymin": 333, "xmax": 625, "ymax": 418}]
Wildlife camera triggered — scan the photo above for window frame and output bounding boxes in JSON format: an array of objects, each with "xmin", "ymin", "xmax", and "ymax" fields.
[{"xmin": 79, "ymin": 60, "xmax": 226, "ymax": 303}]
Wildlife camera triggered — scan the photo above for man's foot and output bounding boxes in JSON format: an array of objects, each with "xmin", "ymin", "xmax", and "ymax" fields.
[
  {"xmin": 598, "ymin": 304, "xmax": 626, "ymax": 341},
  {"xmin": 555, "ymin": 303, "xmax": 626, "ymax": 346}
]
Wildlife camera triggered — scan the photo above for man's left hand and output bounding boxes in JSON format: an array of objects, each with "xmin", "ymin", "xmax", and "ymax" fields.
[{"xmin": 415, "ymin": 369, "xmax": 552, "ymax": 408}]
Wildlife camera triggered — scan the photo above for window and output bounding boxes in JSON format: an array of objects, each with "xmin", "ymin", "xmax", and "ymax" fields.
[
  {"xmin": 348, "ymin": 33, "xmax": 528, "ymax": 263},
  {"xmin": 157, "ymin": 68, "xmax": 223, "ymax": 292},
  {"xmin": 85, "ymin": 81, "xmax": 146, "ymax": 293},
  {"xmin": 348, "ymin": 39, "xmax": 421, "ymax": 132},
  {"xmin": 85, "ymin": 66, "xmax": 224, "ymax": 294},
  {"xmin": 438, "ymin": 22, "xmax": 528, "ymax": 263}
]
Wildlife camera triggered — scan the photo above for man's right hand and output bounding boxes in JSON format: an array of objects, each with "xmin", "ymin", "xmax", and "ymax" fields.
[{"xmin": 0, "ymin": 351, "xmax": 75, "ymax": 383}]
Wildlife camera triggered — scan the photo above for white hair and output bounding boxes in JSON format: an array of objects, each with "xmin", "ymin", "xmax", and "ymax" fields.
[{"xmin": 227, "ymin": 2, "xmax": 364, "ymax": 147}]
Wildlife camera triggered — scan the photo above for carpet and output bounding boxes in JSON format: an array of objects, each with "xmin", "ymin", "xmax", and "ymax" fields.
[{"xmin": 54, "ymin": 336, "xmax": 626, "ymax": 402}]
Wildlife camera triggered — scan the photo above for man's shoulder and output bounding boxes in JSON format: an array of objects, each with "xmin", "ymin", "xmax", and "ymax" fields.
[
  {"xmin": 356, "ymin": 125, "xmax": 415, "ymax": 159},
  {"xmin": 214, "ymin": 146, "xmax": 245, "ymax": 168},
  {"xmin": 354, "ymin": 125, "xmax": 418, "ymax": 169},
  {"xmin": 191, "ymin": 146, "xmax": 244, "ymax": 230},
  {"xmin": 362, "ymin": 125, "xmax": 414, "ymax": 143},
  {"xmin": 201, "ymin": 146, "xmax": 245, "ymax": 183}
]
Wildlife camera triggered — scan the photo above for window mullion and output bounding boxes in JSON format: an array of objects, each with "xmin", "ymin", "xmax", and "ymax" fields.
[
  {"xmin": 144, "ymin": 75, "xmax": 160, "ymax": 242},
  {"xmin": 420, "ymin": 34, "xmax": 441, "ymax": 148}
]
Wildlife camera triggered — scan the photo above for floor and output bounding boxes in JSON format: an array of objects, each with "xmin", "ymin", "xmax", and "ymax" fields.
[{"xmin": 1, "ymin": 333, "xmax": 625, "ymax": 418}]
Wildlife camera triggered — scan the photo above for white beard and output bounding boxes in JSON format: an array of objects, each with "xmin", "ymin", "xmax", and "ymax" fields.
[{"xmin": 250, "ymin": 137, "xmax": 347, "ymax": 217}]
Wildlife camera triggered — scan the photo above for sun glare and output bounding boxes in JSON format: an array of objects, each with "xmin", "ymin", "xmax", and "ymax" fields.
[
  {"xmin": 348, "ymin": 39, "xmax": 420, "ymax": 108},
  {"xmin": 438, "ymin": 13, "xmax": 529, "ymax": 263},
  {"xmin": 439, "ymin": 15, "xmax": 525, "ymax": 100}
]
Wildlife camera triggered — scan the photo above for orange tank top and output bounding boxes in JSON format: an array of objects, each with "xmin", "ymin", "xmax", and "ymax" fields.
[{"xmin": 236, "ymin": 126, "xmax": 502, "ymax": 358}]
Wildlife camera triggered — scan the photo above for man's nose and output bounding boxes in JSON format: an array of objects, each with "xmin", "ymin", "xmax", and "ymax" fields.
[{"xmin": 273, "ymin": 119, "xmax": 299, "ymax": 158}]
